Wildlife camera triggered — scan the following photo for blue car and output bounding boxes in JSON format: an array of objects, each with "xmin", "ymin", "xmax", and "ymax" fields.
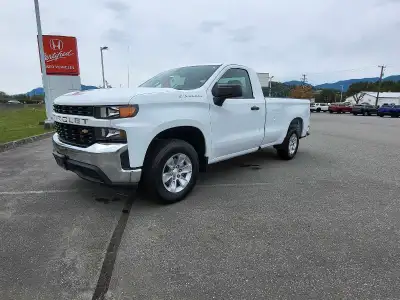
[{"xmin": 377, "ymin": 104, "xmax": 400, "ymax": 118}]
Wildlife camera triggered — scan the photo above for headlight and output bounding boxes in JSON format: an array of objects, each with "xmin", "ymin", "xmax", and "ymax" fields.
[
  {"xmin": 97, "ymin": 128, "xmax": 127, "ymax": 142},
  {"xmin": 95, "ymin": 105, "xmax": 138, "ymax": 119}
]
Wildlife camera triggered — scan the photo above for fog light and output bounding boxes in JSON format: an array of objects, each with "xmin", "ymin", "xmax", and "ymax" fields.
[{"xmin": 99, "ymin": 128, "xmax": 127, "ymax": 142}]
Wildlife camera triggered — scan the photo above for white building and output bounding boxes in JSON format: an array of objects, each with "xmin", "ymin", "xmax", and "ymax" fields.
[{"xmin": 345, "ymin": 92, "xmax": 400, "ymax": 106}]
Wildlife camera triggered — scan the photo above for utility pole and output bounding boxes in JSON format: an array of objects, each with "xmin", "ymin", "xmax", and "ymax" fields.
[
  {"xmin": 375, "ymin": 65, "xmax": 386, "ymax": 106},
  {"xmin": 269, "ymin": 75, "xmax": 274, "ymax": 97},
  {"xmin": 301, "ymin": 74, "xmax": 307, "ymax": 86}
]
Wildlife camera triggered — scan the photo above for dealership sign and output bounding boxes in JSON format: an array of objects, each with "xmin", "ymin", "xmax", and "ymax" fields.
[{"xmin": 38, "ymin": 35, "xmax": 80, "ymax": 76}]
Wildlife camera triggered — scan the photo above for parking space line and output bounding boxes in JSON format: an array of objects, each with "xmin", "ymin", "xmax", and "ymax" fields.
[
  {"xmin": 0, "ymin": 182, "xmax": 273, "ymax": 196},
  {"xmin": 0, "ymin": 182, "xmax": 274, "ymax": 196},
  {"xmin": 198, "ymin": 182, "xmax": 273, "ymax": 188},
  {"xmin": 0, "ymin": 189, "xmax": 91, "ymax": 195}
]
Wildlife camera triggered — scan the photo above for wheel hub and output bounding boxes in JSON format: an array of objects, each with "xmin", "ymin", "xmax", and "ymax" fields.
[{"xmin": 162, "ymin": 153, "xmax": 193, "ymax": 193}]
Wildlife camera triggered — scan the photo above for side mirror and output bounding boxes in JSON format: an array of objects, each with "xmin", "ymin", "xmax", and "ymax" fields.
[{"xmin": 212, "ymin": 84, "xmax": 242, "ymax": 106}]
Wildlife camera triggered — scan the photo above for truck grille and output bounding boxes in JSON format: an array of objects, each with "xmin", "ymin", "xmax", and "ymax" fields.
[
  {"xmin": 55, "ymin": 122, "xmax": 96, "ymax": 147},
  {"xmin": 53, "ymin": 105, "xmax": 94, "ymax": 117}
]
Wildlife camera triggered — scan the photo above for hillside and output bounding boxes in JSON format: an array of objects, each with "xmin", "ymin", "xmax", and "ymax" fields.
[
  {"xmin": 284, "ymin": 75, "xmax": 400, "ymax": 92},
  {"xmin": 23, "ymin": 74, "xmax": 400, "ymax": 96},
  {"xmin": 26, "ymin": 84, "xmax": 98, "ymax": 96}
]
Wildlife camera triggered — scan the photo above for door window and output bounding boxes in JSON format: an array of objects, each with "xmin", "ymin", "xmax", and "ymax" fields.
[{"xmin": 216, "ymin": 68, "xmax": 254, "ymax": 99}]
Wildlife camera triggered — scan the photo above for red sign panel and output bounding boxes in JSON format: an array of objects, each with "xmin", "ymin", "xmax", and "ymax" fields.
[{"xmin": 38, "ymin": 35, "xmax": 80, "ymax": 76}]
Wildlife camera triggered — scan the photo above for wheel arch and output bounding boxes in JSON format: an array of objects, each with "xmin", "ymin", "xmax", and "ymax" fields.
[{"xmin": 144, "ymin": 124, "xmax": 209, "ymax": 172}]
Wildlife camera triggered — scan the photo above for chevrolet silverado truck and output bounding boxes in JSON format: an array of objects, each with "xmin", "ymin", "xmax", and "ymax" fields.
[{"xmin": 52, "ymin": 64, "xmax": 310, "ymax": 203}]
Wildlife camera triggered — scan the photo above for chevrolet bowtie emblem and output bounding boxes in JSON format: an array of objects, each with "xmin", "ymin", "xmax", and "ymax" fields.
[{"xmin": 81, "ymin": 129, "xmax": 89, "ymax": 134}]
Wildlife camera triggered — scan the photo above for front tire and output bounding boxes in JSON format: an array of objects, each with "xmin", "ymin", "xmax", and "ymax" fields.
[
  {"xmin": 276, "ymin": 129, "xmax": 299, "ymax": 160},
  {"xmin": 143, "ymin": 139, "xmax": 199, "ymax": 204}
]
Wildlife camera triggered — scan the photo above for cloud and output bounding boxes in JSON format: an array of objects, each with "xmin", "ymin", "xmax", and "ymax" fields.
[
  {"xmin": 198, "ymin": 21, "xmax": 224, "ymax": 33},
  {"xmin": 228, "ymin": 26, "xmax": 255, "ymax": 43},
  {"xmin": 102, "ymin": 28, "xmax": 130, "ymax": 44},
  {"xmin": 1, "ymin": 0, "xmax": 400, "ymax": 94},
  {"xmin": 104, "ymin": 0, "xmax": 130, "ymax": 16}
]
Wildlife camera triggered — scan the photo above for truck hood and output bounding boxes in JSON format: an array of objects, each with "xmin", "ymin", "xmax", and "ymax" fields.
[{"xmin": 53, "ymin": 87, "xmax": 178, "ymax": 106}]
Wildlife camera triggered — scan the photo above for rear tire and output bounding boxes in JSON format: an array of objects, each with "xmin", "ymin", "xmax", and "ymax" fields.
[
  {"xmin": 275, "ymin": 129, "xmax": 299, "ymax": 160},
  {"xmin": 329, "ymin": 110, "xmax": 333, "ymax": 114},
  {"xmin": 142, "ymin": 139, "xmax": 199, "ymax": 204},
  {"xmin": 353, "ymin": 113, "xmax": 357, "ymax": 116}
]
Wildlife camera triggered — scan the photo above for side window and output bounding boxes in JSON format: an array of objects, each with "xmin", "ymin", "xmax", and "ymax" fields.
[{"xmin": 216, "ymin": 68, "xmax": 254, "ymax": 99}]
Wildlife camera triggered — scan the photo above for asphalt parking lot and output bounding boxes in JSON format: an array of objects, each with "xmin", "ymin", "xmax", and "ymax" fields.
[{"xmin": 1, "ymin": 113, "xmax": 400, "ymax": 300}]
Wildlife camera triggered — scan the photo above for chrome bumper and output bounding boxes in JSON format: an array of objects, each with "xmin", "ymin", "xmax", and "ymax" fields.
[{"xmin": 52, "ymin": 133, "xmax": 141, "ymax": 185}]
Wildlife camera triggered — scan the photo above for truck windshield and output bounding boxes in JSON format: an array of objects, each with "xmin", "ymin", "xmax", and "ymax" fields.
[{"xmin": 139, "ymin": 65, "xmax": 221, "ymax": 90}]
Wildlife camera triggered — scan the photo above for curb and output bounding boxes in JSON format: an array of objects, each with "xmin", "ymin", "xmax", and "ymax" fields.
[{"xmin": 0, "ymin": 131, "xmax": 54, "ymax": 153}]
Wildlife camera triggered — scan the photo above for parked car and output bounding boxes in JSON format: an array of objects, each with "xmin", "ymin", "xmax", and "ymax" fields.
[
  {"xmin": 310, "ymin": 103, "xmax": 329, "ymax": 112},
  {"xmin": 378, "ymin": 104, "xmax": 400, "ymax": 117},
  {"xmin": 7, "ymin": 100, "xmax": 22, "ymax": 104},
  {"xmin": 52, "ymin": 63, "xmax": 311, "ymax": 203},
  {"xmin": 352, "ymin": 103, "xmax": 377, "ymax": 116},
  {"xmin": 328, "ymin": 103, "xmax": 352, "ymax": 114}
]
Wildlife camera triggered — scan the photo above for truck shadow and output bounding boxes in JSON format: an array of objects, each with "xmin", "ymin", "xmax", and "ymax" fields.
[
  {"xmin": 71, "ymin": 148, "xmax": 292, "ymax": 206},
  {"xmin": 199, "ymin": 148, "xmax": 279, "ymax": 182}
]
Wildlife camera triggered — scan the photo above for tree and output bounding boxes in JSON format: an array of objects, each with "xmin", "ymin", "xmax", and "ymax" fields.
[
  {"xmin": 352, "ymin": 92, "xmax": 366, "ymax": 104},
  {"xmin": 314, "ymin": 89, "xmax": 338, "ymax": 103},
  {"xmin": 289, "ymin": 86, "xmax": 313, "ymax": 99}
]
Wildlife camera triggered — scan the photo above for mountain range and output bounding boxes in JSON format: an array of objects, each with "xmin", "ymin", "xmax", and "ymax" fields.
[
  {"xmin": 25, "ymin": 75, "xmax": 400, "ymax": 95},
  {"xmin": 26, "ymin": 84, "xmax": 98, "ymax": 96},
  {"xmin": 284, "ymin": 75, "xmax": 400, "ymax": 92}
]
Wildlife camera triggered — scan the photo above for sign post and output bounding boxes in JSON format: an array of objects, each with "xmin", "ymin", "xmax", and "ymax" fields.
[
  {"xmin": 37, "ymin": 35, "xmax": 81, "ymax": 127},
  {"xmin": 34, "ymin": 0, "xmax": 52, "ymax": 124}
]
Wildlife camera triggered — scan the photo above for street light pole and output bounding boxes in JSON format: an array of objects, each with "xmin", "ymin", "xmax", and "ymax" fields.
[
  {"xmin": 127, "ymin": 45, "xmax": 130, "ymax": 88},
  {"xmin": 100, "ymin": 46, "xmax": 108, "ymax": 88},
  {"xmin": 340, "ymin": 85, "xmax": 344, "ymax": 103},
  {"xmin": 34, "ymin": 0, "xmax": 52, "ymax": 124},
  {"xmin": 269, "ymin": 75, "xmax": 274, "ymax": 97}
]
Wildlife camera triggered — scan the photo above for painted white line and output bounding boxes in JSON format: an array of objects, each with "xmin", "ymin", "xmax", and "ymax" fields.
[
  {"xmin": 0, "ymin": 189, "xmax": 92, "ymax": 195},
  {"xmin": 0, "ymin": 182, "xmax": 272, "ymax": 195},
  {"xmin": 198, "ymin": 182, "xmax": 272, "ymax": 188}
]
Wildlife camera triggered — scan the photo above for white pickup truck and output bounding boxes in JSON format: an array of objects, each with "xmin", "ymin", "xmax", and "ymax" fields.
[{"xmin": 52, "ymin": 64, "xmax": 310, "ymax": 203}]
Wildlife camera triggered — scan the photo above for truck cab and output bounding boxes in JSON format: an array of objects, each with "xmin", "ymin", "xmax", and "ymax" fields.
[{"xmin": 52, "ymin": 63, "xmax": 310, "ymax": 203}]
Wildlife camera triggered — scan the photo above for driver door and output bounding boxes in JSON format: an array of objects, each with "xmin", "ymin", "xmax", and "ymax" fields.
[{"xmin": 209, "ymin": 68, "xmax": 266, "ymax": 159}]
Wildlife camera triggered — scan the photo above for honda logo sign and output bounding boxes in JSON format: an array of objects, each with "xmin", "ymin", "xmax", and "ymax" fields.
[
  {"xmin": 49, "ymin": 39, "xmax": 64, "ymax": 51},
  {"xmin": 38, "ymin": 35, "xmax": 80, "ymax": 76}
]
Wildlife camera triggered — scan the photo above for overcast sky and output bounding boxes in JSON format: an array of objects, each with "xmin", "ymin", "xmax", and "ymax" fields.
[{"xmin": 1, "ymin": 0, "xmax": 399, "ymax": 94}]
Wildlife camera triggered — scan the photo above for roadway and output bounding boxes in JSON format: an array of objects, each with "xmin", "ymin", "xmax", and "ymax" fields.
[{"xmin": 1, "ymin": 113, "xmax": 400, "ymax": 299}]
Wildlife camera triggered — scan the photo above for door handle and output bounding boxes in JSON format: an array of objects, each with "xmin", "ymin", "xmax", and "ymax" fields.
[{"xmin": 251, "ymin": 106, "xmax": 260, "ymax": 111}]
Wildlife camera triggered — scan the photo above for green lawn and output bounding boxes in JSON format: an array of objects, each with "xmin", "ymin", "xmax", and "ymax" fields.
[{"xmin": 0, "ymin": 106, "xmax": 52, "ymax": 144}]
